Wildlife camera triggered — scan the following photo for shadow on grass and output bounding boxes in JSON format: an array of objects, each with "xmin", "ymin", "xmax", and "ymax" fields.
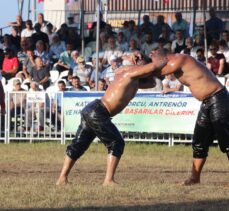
[{"xmin": 2, "ymin": 199, "xmax": 229, "ymax": 211}]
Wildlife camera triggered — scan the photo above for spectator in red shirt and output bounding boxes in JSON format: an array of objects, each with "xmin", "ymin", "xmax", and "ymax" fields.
[
  {"xmin": 207, "ymin": 43, "xmax": 226, "ymax": 76},
  {"xmin": 2, "ymin": 48, "xmax": 19, "ymax": 80}
]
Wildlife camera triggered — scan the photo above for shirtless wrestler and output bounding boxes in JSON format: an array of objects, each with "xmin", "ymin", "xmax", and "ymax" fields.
[
  {"xmin": 119, "ymin": 48, "xmax": 229, "ymax": 186},
  {"xmin": 56, "ymin": 59, "xmax": 164, "ymax": 186}
]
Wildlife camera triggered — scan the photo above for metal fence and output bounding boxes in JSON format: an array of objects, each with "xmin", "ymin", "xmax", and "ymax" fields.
[{"xmin": 0, "ymin": 91, "xmax": 195, "ymax": 145}]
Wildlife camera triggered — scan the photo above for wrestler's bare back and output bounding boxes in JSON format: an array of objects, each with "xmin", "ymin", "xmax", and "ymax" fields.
[
  {"xmin": 101, "ymin": 72, "xmax": 139, "ymax": 116},
  {"xmin": 164, "ymin": 54, "xmax": 223, "ymax": 101}
]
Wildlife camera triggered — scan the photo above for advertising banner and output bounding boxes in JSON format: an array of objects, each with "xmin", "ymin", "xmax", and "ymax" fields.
[{"xmin": 63, "ymin": 92, "xmax": 201, "ymax": 134}]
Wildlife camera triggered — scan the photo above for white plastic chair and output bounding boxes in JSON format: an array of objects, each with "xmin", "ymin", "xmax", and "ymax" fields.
[
  {"xmin": 49, "ymin": 70, "xmax": 60, "ymax": 84},
  {"xmin": 58, "ymin": 70, "xmax": 69, "ymax": 79}
]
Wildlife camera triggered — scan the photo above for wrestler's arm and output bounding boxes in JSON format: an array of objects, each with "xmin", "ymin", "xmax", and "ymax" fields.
[{"xmin": 138, "ymin": 74, "xmax": 156, "ymax": 89}]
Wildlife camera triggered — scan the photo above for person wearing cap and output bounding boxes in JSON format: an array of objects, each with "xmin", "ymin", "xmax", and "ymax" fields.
[
  {"xmin": 103, "ymin": 55, "xmax": 120, "ymax": 86},
  {"xmin": 9, "ymin": 79, "xmax": 26, "ymax": 131},
  {"xmin": 2, "ymin": 48, "xmax": 19, "ymax": 80},
  {"xmin": 68, "ymin": 56, "xmax": 92, "ymax": 86},
  {"xmin": 68, "ymin": 75, "xmax": 87, "ymax": 91}
]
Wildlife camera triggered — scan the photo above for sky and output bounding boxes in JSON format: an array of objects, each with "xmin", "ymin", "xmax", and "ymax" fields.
[{"xmin": 0, "ymin": 0, "xmax": 43, "ymax": 34}]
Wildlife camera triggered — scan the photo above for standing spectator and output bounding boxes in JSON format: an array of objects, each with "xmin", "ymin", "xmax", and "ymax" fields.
[
  {"xmin": 207, "ymin": 43, "xmax": 226, "ymax": 76},
  {"xmin": 162, "ymin": 74, "xmax": 183, "ymax": 94},
  {"xmin": 68, "ymin": 75, "xmax": 87, "ymax": 91},
  {"xmin": 29, "ymin": 57, "xmax": 50, "ymax": 89},
  {"xmin": 67, "ymin": 28, "xmax": 81, "ymax": 51},
  {"xmin": 46, "ymin": 23, "xmax": 56, "ymax": 44},
  {"xmin": 206, "ymin": 8, "xmax": 224, "ymax": 41},
  {"xmin": 68, "ymin": 56, "xmax": 92, "ymax": 86},
  {"xmin": 7, "ymin": 15, "xmax": 25, "ymax": 35},
  {"xmin": 17, "ymin": 39, "xmax": 29, "ymax": 70},
  {"xmin": 154, "ymin": 15, "xmax": 171, "ymax": 41},
  {"xmin": 9, "ymin": 79, "xmax": 26, "ymax": 131},
  {"xmin": 2, "ymin": 48, "xmax": 19, "ymax": 80},
  {"xmin": 124, "ymin": 20, "xmax": 137, "ymax": 42},
  {"xmin": 57, "ymin": 23, "xmax": 69, "ymax": 43},
  {"xmin": 26, "ymin": 81, "xmax": 46, "ymax": 132},
  {"xmin": 141, "ymin": 32, "xmax": 158, "ymax": 56},
  {"xmin": 139, "ymin": 15, "xmax": 154, "ymax": 36},
  {"xmin": 21, "ymin": 20, "xmax": 34, "ymax": 40},
  {"xmin": 171, "ymin": 30, "xmax": 186, "ymax": 53},
  {"xmin": 31, "ymin": 23, "xmax": 49, "ymax": 48},
  {"xmin": 172, "ymin": 12, "xmax": 189, "ymax": 38},
  {"xmin": 51, "ymin": 80, "xmax": 66, "ymax": 131}
]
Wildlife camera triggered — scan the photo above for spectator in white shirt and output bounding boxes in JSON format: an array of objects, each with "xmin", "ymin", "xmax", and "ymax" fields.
[{"xmin": 162, "ymin": 73, "xmax": 183, "ymax": 94}]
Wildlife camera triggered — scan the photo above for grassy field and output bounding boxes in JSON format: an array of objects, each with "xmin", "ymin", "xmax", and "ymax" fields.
[{"xmin": 0, "ymin": 142, "xmax": 229, "ymax": 211}]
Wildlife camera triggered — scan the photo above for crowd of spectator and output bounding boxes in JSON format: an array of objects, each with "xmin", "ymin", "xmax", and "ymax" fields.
[
  {"xmin": 1, "ymin": 8, "xmax": 229, "ymax": 132},
  {"xmin": 1, "ymin": 9, "xmax": 229, "ymax": 94}
]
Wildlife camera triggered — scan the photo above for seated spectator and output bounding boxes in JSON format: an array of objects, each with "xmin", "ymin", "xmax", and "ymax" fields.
[
  {"xmin": 159, "ymin": 25, "xmax": 175, "ymax": 43},
  {"xmin": 36, "ymin": 13, "xmax": 50, "ymax": 34},
  {"xmin": 218, "ymin": 40, "xmax": 229, "ymax": 64},
  {"xmin": 89, "ymin": 54, "xmax": 105, "ymax": 88},
  {"xmin": 67, "ymin": 16, "xmax": 78, "ymax": 29},
  {"xmin": 9, "ymin": 27, "xmax": 21, "ymax": 51},
  {"xmin": 21, "ymin": 20, "xmax": 34, "ymax": 40},
  {"xmin": 55, "ymin": 42, "xmax": 73, "ymax": 73},
  {"xmin": 68, "ymin": 75, "xmax": 87, "ymax": 91},
  {"xmin": 116, "ymin": 31, "xmax": 129, "ymax": 52},
  {"xmin": 67, "ymin": 28, "xmax": 81, "ymax": 51},
  {"xmin": 157, "ymin": 37, "xmax": 171, "ymax": 51},
  {"xmin": 181, "ymin": 37, "xmax": 197, "ymax": 58},
  {"xmin": 69, "ymin": 50, "xmax": 80, "ymax": 71},
  {"xmin": 207, "ymin": 42, "xmax": 226, "ymax": 76},
  {"xmin": 128, "ymin": 38, "xmax": 140, "ymax": 53},
  {"xmin": 68, "ymin": 56, "xmax": 92, "ymax": 86},
  {"xmin": 171, "ymin": 30, "xmax": 186, "ymax": 53},
  {"xmin": 16, "ymin": 48, "xmax": 36, "ymax": 80},
  {"xmin": 103, "ymin": 55, "xmax": 120, "ymax": 86},
  {"xmin": 221, "ymin": 30, "xmax": 229, "ymax": 47},
  {"xmin": 9, "ymin": 79, "xmax": 26, "ymax": 131},
  {"xmin": 139, "ymin": 15, "xmax": 154, "ymax": 36},
  {"xmin": 172, "ymin": 12, "xmax": 189, "ymax": 38},
  {"xmin": 90, "ymin": 78, "xmax": 106, "ymax": 91},
  {"xmin": 49, "ymin": 34, "xmax": 66, "ymax": 64},
  {"xmin": 104, "ymin": 24, "xmax": 117, "ymax": 38},
  {"xmin": 17, "ymin": 39, "xmax": 29, "ymax": 69},
  {"xmin": 1, "ymin": 34, "xmax": 18, "ymax": 55},
  {"xmin": 162, "ymin": 73, "xmax": 183, "ymax": 94},
  {"xmin": 2, "ymin": 48, "xmax": 19, "ymax": 80},
  {"xmin": 34, "ymin": 40, "xmax": 50, "ymax": 67},
  {"xmin": 193, "ymin": 26, "xmax": 205, "ymax": 46},
  {"xmin": 154, "ymin": 15, "xmax": 172, "ymax": 41},
  {"xmin": 31, "ymin": 23, "xmax": 49, "ymax": 49},
  {"xmin": 102, "ymin": 36, "xmax": 123, "ymax": 65},
  {"xmin": 141, "ymin": 32, "xmax": 158, "ymax": 56},
  {"xmin": 196, "ymin": 48, "xmax": 206, "ymax": 64},
  {"xmin": 29, "ymin": 57, "xmax": 50, "ymax": 89},
  {"xmin": 46, "ymin": 23, "xmax": 56, "ymax": 44},
  {"xmin": 124, "ymin": 20, "xmax": 137, "ymax": 42},
  {"xmin": 57, "ymin": 23, "xmax": 69, "ymax": 43},
  {"xmin": 206, "ymin": 8, "xmax": 224, "ymax": 41},
  {"xmin": 7, "ymin": 15, "xmax": 25, "ymax": 35}
]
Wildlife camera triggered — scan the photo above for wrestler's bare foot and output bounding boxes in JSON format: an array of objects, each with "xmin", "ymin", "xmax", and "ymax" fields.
[
  {"xmin": 182, "ymin": 177, "xmax": 200, "ymax": 186},
  {"xmin": 103, "ymin": 180, "xmax": 119, "ymax": 186},
  {"xmin": 56, "ymin": 177, "xmax": 68, "ymax": 186}
]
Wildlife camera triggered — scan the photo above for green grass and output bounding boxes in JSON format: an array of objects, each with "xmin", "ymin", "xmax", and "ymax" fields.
[{"xmin": 0, "ymin": 142, "xmax": 228, "ymax": 210}]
